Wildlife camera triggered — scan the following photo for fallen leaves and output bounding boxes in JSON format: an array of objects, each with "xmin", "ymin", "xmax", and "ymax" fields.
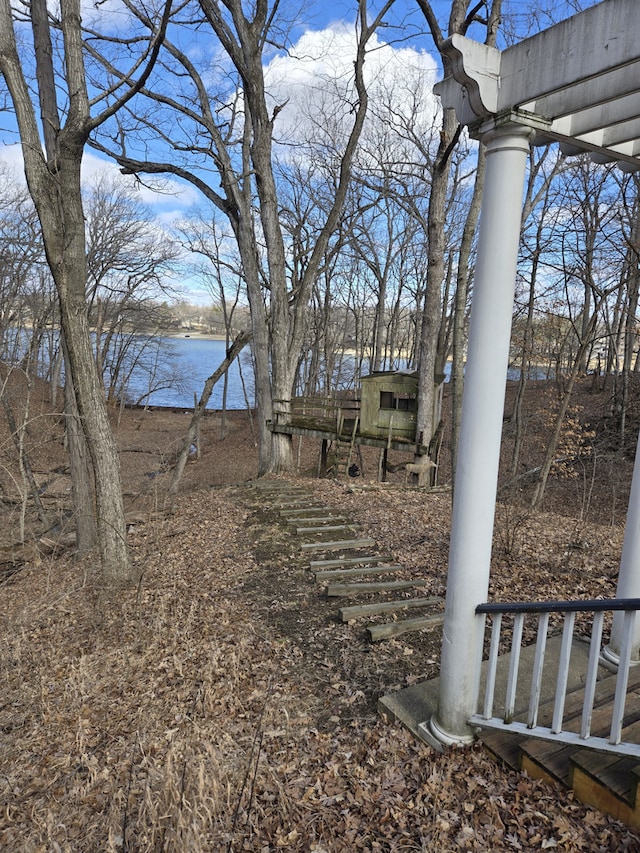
[{"xmin": 1, "ymin": 384, "xmax": 640, "ymax": 850}]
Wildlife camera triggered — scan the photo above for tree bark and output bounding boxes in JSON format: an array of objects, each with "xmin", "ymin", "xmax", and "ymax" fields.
[{"xmin": 61, "ymin": 334, "xmax": 98, "ymax": 554}]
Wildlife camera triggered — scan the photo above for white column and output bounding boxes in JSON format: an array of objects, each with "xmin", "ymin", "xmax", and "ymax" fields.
[
  {"xmin": 603, "ymin": 428, "xmax": 640, "ymax": 666},
  {"xmin": 422, "ymin": 122, "xmax": 533, "ymax": 746}
]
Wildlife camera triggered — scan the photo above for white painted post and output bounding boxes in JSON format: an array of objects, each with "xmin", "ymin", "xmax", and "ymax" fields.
[
  {"xmin": 422, "ymin": 121, "xmax": 533, "ymax": 746},
  {"xmin": 603, "ymin": 428, "xmax": 640, "ymax": 666}
]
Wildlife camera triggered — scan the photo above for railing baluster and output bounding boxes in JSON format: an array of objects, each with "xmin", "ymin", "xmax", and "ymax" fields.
[
  {"xmin": 552, "ymin": 611, "xmax": 576, "ymax": 734},
  {"xmin": 610, "ymin": 610, "xmax": 636, "ymax": 745},
  {"xmin": 483, "ymin": 613, "xmax": 502, "ymax": 720},
  {"xmin": 472, "ymin": 599, "xmax": 640, "ymax": 757},
  {"xmin": 580, "ymin": 610, "xmax": 605, "ymax": 740},
  {"xmin": 505, "ymin": 613, "xmax": 524, "ymax": 724},
  {"xmin": 528, "ymin": 612, "xmax": 549, "ymax": 729}
]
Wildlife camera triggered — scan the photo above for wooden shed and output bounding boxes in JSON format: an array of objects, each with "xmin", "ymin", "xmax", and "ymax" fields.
[{"xmin": 359, "ymin": 371, "xmax": 419, "ymax": 440}]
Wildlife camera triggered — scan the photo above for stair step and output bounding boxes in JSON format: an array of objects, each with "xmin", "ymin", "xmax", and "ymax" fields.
[
  {"xmin": 309, "ymin": 555, "xmax": 393, "ymax": 569},
  {"xmin": 279, "ymin": 507, "xmax": 330, "ymax": 517},
  {"xmin": 247, "ymin": 481, "xmax": 307, "ymax": 491},
  {"xmin": 540, "ymin": 687, "xmax": 640, "ymax": 742},
  {"xmin": 288, "ymin": 516, "xmax": 348, "ymax": 524},
  {"xmin": 326, "ymin": 579, "xmax": 427, "ymax": 597},
  {"xmin": 315, "ymin": 564, "xmax": 404, "ymax": 583},
  {"xmin": 339, "ymin": 595, "xmax": 443, "ymax": 622},
  {"xmin": 478, "ymin": 729, "xmax": 524, "ymax": 771},
  {"xmin": 296, "ymin": 524, "xmax": 358, "ymax": 534},
  {"xmin": 300, "ymin": 538, "xmax": 376, "ymax": 552},
  {"xmin": 269, "ymin": 499, "xmax": 317, "ymax": 507},
  {"xmin": 481, "ymin": 665, "xmax": 640, "ymax": 830},
  {"xmin": 367, "ymin": 614, "xmax": 444, "ymax": 642},
  {"xmin": 570, "ymin": 750, "xmax": 640, "ymax": 808},
  {"xmin": 520, "ymin": 738, "xmax": 574, "ymax": 787},
  {"xmin": 571, "ymin": 753, "xmax": 640, "ymax": 828}
]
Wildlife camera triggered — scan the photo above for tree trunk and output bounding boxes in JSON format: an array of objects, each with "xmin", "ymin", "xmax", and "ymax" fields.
[
  {"xmin": 0, "ymin": 0, "xmax": 171, "ymax": 586},
  {"xmin": 62, "ymin": 335, "xmax": 98, "ymax": 554},
  {"xmin": 415, "ymin": 104, "xmax": 457, "ymax": 455},
  {"xmin": 168, "ymin": 331, "xmax": 251, "ymax": 496},
  {"xmin": 451, "ymin": 147, "xmax": 485, "ymax": 482},
  {"xmin": 38, "ymin": 146, "xmax": 133, "ymax": 585}
]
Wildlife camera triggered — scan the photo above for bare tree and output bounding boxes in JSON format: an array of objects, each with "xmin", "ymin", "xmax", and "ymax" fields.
[
  {"xmin": 0, "ymin": 0, "xmax": 171, "ymax": 584},
  {"xmin": 84, "ymin": 173, "xmax": 179, "ymax": 404},
  {"xmin": 92, "ymin": 0, "xmax": 394, "ymax": 475},
  {"xmin": 414, "ymin": 0, "xmax": 504, "ymax": 474},
  {"xmin": 177, "ymin": 215, "xmax": 248, "ymax": 438}
]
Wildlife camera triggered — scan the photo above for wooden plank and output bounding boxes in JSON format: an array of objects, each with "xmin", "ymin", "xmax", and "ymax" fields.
[
  {"xmin": 301, "ymin": 538, "xmax": 376, "ymax": 552},
  {"xmin": 570, "ymin": 750, "xmax": 638, "ymax": 806},
  {"xmin": 310, "ymin": 555, "xmax": 393, "ymax": 568},
  {"xmin": 268, "ymin": 499, "xmax": 316, "ymax": 507},
  {"xmin": 530, "ymin": 668, "xmax": 640, "ymax": 730},
  {"xmin": 269, "ymin": 421, "xmax": 426, "ymax": 453},
  {"xmin": 296, "ymin": 524, "xmax": 357, "ymax": 535},
  {"xmin": 286, "ymin": 516, "xmax": 347, "ymax": 524},
  {"xmin": 251, "ymin": 489, "xmax": 311, "ymax": 498},
  {"xmin": 279, "ymin": 507, "xmax": 329, "ymax": 516},
  {"xmin": 340, "ymin": 596, "xmax": 443, "ymax": 621},
  {"xmin": 479, "ymin": 729, "xmax": 524, "ymax": 771},
  {"xmin": 326, "ymin": 579, "xmax": 427, "ymax": 597},
  {"xmin": 367, "ymin": 614, "xmax": 444, "ymax": 642},
  {"xmin": 315, "ymin": 564, "xmax": 404, "ymax": 583},
  {"xmin": 521, "ymin": 751, "xmax": 570, "ymax": 788},
  {"xmin": 246, "ymin": 481, "xmax": 305, "ymax": 490},
  {"xmin": 520, "ymin": 739, "xmax": 573, "ymax": 786},
  {"xmin": 572, "ymin": 766, "xmax": 640, "ymax": 828}
]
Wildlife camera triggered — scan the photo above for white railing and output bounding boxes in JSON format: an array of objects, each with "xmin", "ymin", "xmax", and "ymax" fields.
[{"xmin": 470, "ymin": 598, "xmax": 640, "ymax": 758}]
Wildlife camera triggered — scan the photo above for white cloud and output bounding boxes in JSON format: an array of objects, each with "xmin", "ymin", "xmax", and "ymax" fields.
[
  {"xmin": 0, "ymin": 142, "xmax": 24, "ymax": 176},
  {"xmin": 263, "ymin": 23, "xmax": 440, "ymax": 147}
]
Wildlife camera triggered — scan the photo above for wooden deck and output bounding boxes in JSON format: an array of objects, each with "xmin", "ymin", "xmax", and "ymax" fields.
[
  {"xmin": 478, "ymin": 666, "xmax": 640, "ymax": 827},
  {"xmin": 268, "ymin": 417, "xmax": 422, "ymax": 453}
]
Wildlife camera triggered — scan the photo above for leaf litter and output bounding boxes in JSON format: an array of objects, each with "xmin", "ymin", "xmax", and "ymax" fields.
[{"xmin": 0, "ymin": 384, "xmax": 639, "ymax": 850}]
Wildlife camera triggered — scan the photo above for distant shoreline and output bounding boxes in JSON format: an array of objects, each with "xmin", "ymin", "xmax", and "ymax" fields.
[{"xmin": 170, "ymin": 332, "xmax": 228, "ymax": 342}]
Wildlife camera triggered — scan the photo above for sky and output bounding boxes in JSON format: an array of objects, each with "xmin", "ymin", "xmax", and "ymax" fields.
[{"xmin": 0, "ymin": 0, "xmax": 601, "ymax": 304}]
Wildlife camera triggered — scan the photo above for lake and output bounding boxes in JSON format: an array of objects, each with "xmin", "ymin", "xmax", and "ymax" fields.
[
  {"xmin": 127, "ymin": 336, "xmax": 255, "ymax": 410},
  {"xmin": 123, "ymin": 335, "xmax": 548, "ymax": 412}
]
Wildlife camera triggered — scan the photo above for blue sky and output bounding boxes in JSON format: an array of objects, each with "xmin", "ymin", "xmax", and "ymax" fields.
[{"xmin": 0, "ymin": 0, "xmax": 602, "ymax": 303}]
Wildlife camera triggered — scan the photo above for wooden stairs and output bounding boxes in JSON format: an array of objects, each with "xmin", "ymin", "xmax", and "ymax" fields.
[
  {"xmin": 247, "ymin": 480, "xmax": 640, "ymax": 830},
  {"xmin": 246, "ymin": 478, "xmax": 444, "ymax": 642},
  {"xmin": 479, "ymin": 665, "xmax": 640, "ymax": 828}
]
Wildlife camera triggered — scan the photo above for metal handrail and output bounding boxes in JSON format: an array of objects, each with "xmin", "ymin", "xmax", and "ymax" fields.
[
  {"xmin": 470, "ymin": 598, "xmax": 640, "ymax": 758},
  {"xmin": 477, "ymin": 598, "xmax": 640, "ymax": 614}
]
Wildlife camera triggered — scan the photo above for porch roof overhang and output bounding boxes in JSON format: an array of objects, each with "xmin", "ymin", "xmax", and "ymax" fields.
[{"xmin": 434, "ymin": 0, "xmax": 640, "ymax": 170}]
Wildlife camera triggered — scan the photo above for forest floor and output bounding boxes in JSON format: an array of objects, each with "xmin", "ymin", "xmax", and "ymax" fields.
[{"xmin": 2, "ymin": 375, "xmax": 640, "ymax": 850}]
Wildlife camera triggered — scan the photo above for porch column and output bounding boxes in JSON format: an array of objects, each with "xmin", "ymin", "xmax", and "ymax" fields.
[
  {"xmin": 422, "ymin": 121, "xmax": 534, "ymax": 746},
  {"xmin": 603, "ymin": 428, "xmax": 640, "ymax": 665}
]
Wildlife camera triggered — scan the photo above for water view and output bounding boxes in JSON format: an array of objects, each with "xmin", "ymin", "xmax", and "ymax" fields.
[{"xmin": 126, "ymin": 336, "xmax": 255, "ymax": 411}]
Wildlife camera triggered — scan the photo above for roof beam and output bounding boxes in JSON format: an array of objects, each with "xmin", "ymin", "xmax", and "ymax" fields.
[
  {"xmin": 498, "ymin": 0, "xmax": 639, "ymax": 110},
  {"xmin": 520, "ymin": 68, "xmax": 640, "ymax": 125},
  {"xmin": 435, "ymin": 0, "xmax": 640, "ymax": 169}
]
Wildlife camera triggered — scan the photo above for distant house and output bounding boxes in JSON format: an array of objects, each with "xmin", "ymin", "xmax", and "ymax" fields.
[{"xmin": 359, "ymin": 371, "xmax": 419, "ymax": 440}]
